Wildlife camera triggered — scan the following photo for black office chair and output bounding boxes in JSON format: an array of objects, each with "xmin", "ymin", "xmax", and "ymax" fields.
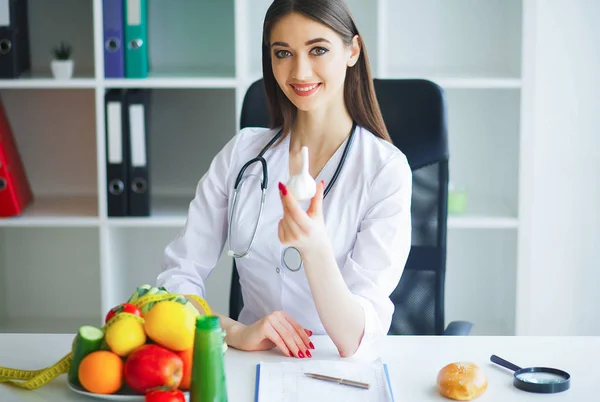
[{"xmin": 229, "ymin": 78, "xmax": 473, "ymax": 336}]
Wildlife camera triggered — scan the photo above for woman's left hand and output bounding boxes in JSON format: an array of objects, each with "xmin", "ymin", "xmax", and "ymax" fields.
[{"xmin": 277, "ymin": 180, "xmax": 329, "ymax": 254}]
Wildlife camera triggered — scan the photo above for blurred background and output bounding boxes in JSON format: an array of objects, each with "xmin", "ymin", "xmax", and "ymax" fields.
[{"xmin": 0, "ymin": 0, "xmax": 598, "ymax": 338}]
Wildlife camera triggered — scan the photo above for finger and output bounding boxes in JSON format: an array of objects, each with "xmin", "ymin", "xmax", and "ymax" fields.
[
  {"xmin": 307, "ymin": 180, "xmax": 325, "ymax": 217},
  {"xmin": 279, "ymin": 219, "xmax": 294, "ymax": 246},
  {"xmin": 278, "ymin": 219, "xmax": 286, "ymax": 244},
  {"xmin": 304, "ymin": 328, "xmax": 313, "ymax": 337},
  {"xmin": 281, "ymin": 207, "xmax": 305, "ymax": 240},
  {"xmin": 281, "ymin": 311, "xmax": 314, "ymax": 350},
  {"xmin": 263, "ymin": 321, "xmax": 292, "ymax": 357},
  {"xmin": 279, "ymin": 182, "xmax": 311, "ymax": 229},
  {"xmin": 270, "ymin": 314, "xmax": 308, "ymax": 358}
]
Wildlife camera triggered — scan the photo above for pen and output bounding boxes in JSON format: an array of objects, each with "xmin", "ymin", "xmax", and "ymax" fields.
[{"xmin": 304, "ymin": 372, "xmax": 370, "ymax": 389}]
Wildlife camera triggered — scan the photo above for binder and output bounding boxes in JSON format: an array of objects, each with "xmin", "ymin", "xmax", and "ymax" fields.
[
  {"xmin": 0, "ymin": 96, "xmax": 33, "ymax": 217},
  {"xmin": 123, "ymin": 0, "xmax": 149, "ymax": 78},
  {"xmin": 104, "ymin": 89, "xmax": 128, "ymax": 216},
  {"xmin": 0, "ymin": 0, "xmax": 31, "ymax": 78},
  {"xmin": 103, "ymin": 0, "xmax": 125, "ymax": 78},
  {"xmin": 125, "ymin": 89, "xmax": 151, "ymax": 216}
]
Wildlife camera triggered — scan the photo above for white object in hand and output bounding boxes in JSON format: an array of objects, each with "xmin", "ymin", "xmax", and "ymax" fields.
[{"xmin": 287, "ymin": 146, "xmax": 317, "ymax": 201}]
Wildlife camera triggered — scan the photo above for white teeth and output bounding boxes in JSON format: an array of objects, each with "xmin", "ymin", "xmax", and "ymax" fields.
[{"xmin": 293, "ymin": 84, "xmax": 319, "ymax": 92}]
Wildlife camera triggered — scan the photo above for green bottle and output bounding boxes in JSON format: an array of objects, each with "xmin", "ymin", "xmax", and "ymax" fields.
[{"xmin": 190, "ymin": 315, "xmax": 228, "ymax": 402}]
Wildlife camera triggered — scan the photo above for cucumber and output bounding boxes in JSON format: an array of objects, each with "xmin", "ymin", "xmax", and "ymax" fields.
[
  {"xmin": 68, "ymin": 325, "xmax": 104, "ymax": 385},
  {"xmin": 127, "ymin": 284, "xmax": 152, "ymax": 303},
  {"xmin": 141, "ymin": 287, "xmax": 168, "ymax": 314}
]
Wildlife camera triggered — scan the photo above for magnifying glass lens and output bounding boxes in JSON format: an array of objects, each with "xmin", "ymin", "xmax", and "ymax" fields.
[{"xmin": 516, "ymin": 372, "xmax": 568, "ymax": 384}]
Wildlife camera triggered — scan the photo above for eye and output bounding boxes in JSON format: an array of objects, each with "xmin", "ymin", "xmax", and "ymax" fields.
[
  {"xmin": 310, "ymin": 46, "xmax": 329, "ymax": 56},
  {"xmin": 274, "ymin": 49, "xmax": 292, "ymax": 59}
]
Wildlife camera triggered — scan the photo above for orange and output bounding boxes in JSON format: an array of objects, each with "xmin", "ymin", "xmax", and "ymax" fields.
[
  {"xmin": 78, "ymin": 350, "xmax": 123, "ymax": 394},
  {"xmin": 176, "ymin": 347, "xmax": 193, "ymax": 390}
]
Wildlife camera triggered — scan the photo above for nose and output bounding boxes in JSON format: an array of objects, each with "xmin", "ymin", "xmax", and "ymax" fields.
[{"xmin": 291, "ymin": 54, "xmax": 313, "ymax": 81}]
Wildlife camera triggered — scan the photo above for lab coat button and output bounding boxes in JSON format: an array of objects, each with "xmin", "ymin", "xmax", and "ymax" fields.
[{"xmin": 276, "ymin": 267, "xmax": 280, "ymax": 273}]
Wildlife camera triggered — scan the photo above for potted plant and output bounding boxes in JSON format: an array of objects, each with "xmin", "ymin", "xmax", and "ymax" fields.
[{"xmin": 51, "ymin": 41, "xmax": 74, "ymax": 79}]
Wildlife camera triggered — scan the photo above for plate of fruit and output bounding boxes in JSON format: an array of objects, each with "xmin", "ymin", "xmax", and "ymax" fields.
[{"xmin": 66, "ymin": 285, "xmax": 226, "ymax": 400}]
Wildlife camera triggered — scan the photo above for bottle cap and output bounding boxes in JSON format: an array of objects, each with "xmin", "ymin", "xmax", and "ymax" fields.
[{"xmin": 196, "ymin": 315, "xmax": 221, "ymax": 330}]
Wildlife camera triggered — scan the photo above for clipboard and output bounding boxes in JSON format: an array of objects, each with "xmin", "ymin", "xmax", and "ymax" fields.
[{"xmin": 254, "ymin": 360, "xmax": 395, "ymax": 402}]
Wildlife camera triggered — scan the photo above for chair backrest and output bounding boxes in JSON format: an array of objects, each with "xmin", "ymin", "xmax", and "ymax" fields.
[{"xmin": 230, "ymin": 78, "xmax": 449, "ymax": 336}]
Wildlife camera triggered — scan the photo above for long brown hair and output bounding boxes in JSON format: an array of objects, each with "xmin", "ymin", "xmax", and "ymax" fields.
[{"xmin": 261, "ymin": 0, "xmax": 391, "ymax": 143}]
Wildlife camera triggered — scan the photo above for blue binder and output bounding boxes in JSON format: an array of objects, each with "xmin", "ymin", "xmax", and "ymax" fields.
[
  {"xmin": 123, "ymin": 0, "xmax": 148, "ymax": 78},
  {"xmin": 102, "ymin": 0, "xmax": 125, "ymax": 78}
]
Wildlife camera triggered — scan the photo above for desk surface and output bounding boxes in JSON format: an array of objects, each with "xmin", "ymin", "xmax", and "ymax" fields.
[{"xmin": 0, "ymin": 334, "xmax": 596, "ymax": 401}]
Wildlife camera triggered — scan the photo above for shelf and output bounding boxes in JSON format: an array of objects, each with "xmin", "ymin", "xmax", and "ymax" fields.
[
  {"xmin": 0, "ymin": 0, "xmax": 529, "ymax": 338},
  {"xmin": 382, "ymin": 74, "xmax": 522, "ymax": 89},
  {"xmin": 0, "ymin": 74, "xmax": 97, "ymax": 89},
  {"xmin": 448, "ymin": 196, "xmax": 518, "ymax": 229},
  {"xmin": 0, "ymin": 316, "xmax": 101, "ymax": 334},
  {"xmin": 0, "ymin": 196, "xmax": 99, "ymax": 227},
  {"xmin": 103, "ymin": 73, "xmax": 238, "ymax": 89},
  {"xmin": 448, "ymin": 216, "xmax": 518, "ymax": 230},
  {"xmin": 107, "ymin": 195, "xmax": 189, "ymax": 227}
]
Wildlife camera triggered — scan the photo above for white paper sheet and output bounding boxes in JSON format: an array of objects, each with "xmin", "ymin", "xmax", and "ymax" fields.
[{"xmin": 256, "ymin": 359, "xmax": 394, "ymax": 402}]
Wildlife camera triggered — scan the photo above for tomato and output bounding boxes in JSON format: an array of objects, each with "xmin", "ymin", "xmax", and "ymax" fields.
[
  {"xmin": 145, "ymin": 388, "xmax": 186, "ymax": 402},
  {"xmin": 105, "ymin": 303, "xmax": 142, "ymax": 323}
]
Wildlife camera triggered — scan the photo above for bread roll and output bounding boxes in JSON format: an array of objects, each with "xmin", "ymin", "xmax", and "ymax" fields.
[{"xmin": 437, "ymin": 361, "xmax": 488, "ymax": 400}]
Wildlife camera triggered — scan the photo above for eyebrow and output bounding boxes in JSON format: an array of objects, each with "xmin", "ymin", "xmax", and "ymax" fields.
[{"xmin": 271, "ymin": 37, "xmax": 332, "ymax": 47}]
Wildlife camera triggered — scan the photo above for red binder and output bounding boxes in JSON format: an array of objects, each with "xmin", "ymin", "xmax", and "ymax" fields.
[{"xmin": 0, "ymin": 97, "xmax": 33, "ymax": 217}]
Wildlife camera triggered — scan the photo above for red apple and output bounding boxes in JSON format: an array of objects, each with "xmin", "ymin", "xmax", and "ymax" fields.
[{"xmin": 124, "ymin": 344, "xmax": 183, "ymax": 393}]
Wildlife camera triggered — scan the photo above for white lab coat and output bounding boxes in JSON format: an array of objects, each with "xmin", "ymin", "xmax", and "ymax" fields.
[{"xmin": 157, "ymin": 125, "xmax": 412, "ymax": 347}]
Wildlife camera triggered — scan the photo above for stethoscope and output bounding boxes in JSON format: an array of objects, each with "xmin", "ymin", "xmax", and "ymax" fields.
[{"xmin": 226, "ymin": 122, "xmax": 357, "ymax": 272}]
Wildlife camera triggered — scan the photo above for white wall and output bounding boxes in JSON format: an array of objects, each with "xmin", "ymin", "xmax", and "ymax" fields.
[{"xmin": 517, "ymin": 0, "xmax": 600, "ymax": 335}]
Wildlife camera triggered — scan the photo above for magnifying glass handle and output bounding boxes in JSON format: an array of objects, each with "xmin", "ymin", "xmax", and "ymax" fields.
[{"xmin": 490, "ymin": 355, "xmax": 522, "ymax": 372}]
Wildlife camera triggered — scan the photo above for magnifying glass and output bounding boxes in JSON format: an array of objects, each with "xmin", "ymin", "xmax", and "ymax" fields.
[{"xmin": 490, "ymin": 355, "xmax": 570, "ymax": 394}]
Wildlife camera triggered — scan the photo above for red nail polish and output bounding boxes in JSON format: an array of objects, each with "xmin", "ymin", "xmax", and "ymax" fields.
[
  {"xmin": 308, "ymin": 330, "xmax": 313, "ymax": 336},
  {"xmin": 309, "ymin": 342, "xmax": 314, "ymax": 349},
  {"xmin": 298, "ymin": 351, "xmax": 304, "ymax": 358},
  {"xmin": 289, "ymin": 351, "xmax": 294, "ymax": 357},
  {"xmin": 278, "ymin": 182, "xmax": 287, "ymax": 196},
  {"xmin": 306, "ymin": 350, "xmax": 312, "ymax": 358}
]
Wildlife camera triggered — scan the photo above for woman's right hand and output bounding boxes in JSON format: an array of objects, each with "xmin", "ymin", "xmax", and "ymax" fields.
[{"xmin": 227, "ymin": 310, "xmax": 314, "ymax": 358}]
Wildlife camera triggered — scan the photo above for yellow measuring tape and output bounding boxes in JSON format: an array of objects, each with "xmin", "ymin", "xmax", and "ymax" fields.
[{"xmin": 0, "ymin": 293, "xmax": 212, "ymax": 390}]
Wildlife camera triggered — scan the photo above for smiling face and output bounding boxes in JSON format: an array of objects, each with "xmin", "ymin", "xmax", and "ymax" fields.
[{"xmin": 269, "ymin": 12, "xmax": 360, "ymax": 113}]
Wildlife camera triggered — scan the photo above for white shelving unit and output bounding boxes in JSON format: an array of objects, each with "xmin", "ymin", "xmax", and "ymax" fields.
[{"xmin": 0, "ymin": 0, "xmax": 526, "ymax": 336}]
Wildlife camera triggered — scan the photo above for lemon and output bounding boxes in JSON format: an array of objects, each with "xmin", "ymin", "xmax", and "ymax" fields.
[
  {"xmin": 144, "ymin": 300, "xmax": 197, "ymax": 351},
  {"xmin": 105, "ymin": 316, "xmax": 147, "ymax": 356}
]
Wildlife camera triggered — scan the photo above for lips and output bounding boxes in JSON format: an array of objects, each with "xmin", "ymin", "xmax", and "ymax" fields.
[{"xmin": 290, "ymin": 83, "xmax": 322, "ymax": 97}]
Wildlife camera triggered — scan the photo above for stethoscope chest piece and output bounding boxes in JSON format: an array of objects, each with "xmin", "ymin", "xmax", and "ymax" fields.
[{"xmin": 282, "ymin": 247, "xmax": 303, "ymax": 272}]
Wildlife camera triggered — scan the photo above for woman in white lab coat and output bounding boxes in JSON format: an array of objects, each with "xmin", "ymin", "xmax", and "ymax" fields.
[{"xmin": 157, "ymin": 0, "xmax": 412, "ymax": 358}]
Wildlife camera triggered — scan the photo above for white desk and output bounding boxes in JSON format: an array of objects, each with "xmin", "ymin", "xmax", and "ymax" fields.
[{"xmin": 0, "ymin": 334, "xmax": 596, "ymax": 401}]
